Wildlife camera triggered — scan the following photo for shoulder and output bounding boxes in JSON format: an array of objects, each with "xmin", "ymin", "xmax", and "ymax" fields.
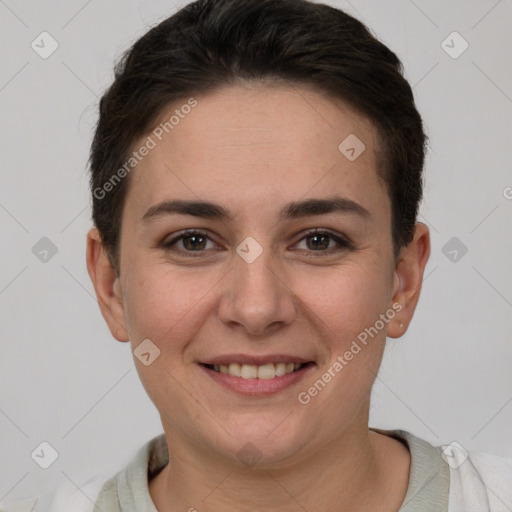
[
  {"xmin": 1, "ymin": 434, "xmax": 166, "ymax": 512},
  {"xmin": 0, "ymin": 473, "xmax": 111, "ymax": 512},
  {"xmin": 443, "ymin": 442, "xmax": 512, "ymax": 512},
  {"xmin": 372, "ymin": 428, "xmax": 512, "ymax": 512}
]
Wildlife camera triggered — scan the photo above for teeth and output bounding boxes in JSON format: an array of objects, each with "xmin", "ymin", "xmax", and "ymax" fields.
[
  {"xmin": 241, "ymin": 364, "xmax": 258, "ymax": 379},
  {"xmin": 214, "ymin": 362, "xmax": 304, "ymax": 379},
  {"xmin": 228, "ymin": 363, "xmax": 241, "ymax": 377},
  {"xmin": 275, "ymin": 362, "xmax": 287, "ymax": 376},
  {"xmin": 257, "ymin": 363, "xmax": 275, "ymax": 380}
]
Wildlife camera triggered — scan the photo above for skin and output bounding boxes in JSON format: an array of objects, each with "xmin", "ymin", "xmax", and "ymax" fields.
[{"xmin": 87, "ymin": 83, "xmax": 430, "ymax": 511}]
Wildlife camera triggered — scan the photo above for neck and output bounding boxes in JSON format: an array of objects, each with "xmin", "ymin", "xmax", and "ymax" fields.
[{"xmin": 149, "ymin": 415, "xmax": 407, "ymax": 511}]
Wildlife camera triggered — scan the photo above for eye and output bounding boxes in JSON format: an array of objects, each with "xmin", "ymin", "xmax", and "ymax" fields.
[
  {"xmin": 159, "ymin": 228, "xmax": 353, "ymax": 257},
  {"xmin": 160, "ymin": 230, "xmax": 220, "ymax": 255},
  {"xmin": 293, "ymin": 229, "xmax": 353, "ymax": 255}
]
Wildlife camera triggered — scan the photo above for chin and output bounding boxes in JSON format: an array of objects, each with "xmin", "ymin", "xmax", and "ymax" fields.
[{"xmin": 211, "ymin": 415, "xmax": 312, "ymax": 467}]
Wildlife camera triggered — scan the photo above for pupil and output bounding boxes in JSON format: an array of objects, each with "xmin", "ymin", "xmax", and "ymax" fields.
[
  {"xmin": 308, "ymin": 234, "xmax": 329, "ymax": 250},
  {"xmin": 184, "ymin": 235, "xmax": 205, "ymax": 250}
]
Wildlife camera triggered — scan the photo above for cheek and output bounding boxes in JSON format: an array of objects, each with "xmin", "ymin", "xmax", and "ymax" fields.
[
  {"xmin": 296, "ymin": 264, "xmax": 390, "ymax": 417},
  {"xmin": 122, "ymin": 266, "xmax": 220, "ymax": 410},
  {"xmin": 122, "ymin": 264, "xmax": 222, "ymax": 350},
  {"xmin": 295, "ymin": 259, "xmax": 391, "ymax": 338}
]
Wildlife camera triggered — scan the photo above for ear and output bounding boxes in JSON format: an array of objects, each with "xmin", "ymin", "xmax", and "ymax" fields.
[
  {"xmin": 86, "ymin": 227, "xmax": 129, "ymax": 342},
  {"xmin": 387, "ymin": 222, "xmax": 430, "ymax": 338}
]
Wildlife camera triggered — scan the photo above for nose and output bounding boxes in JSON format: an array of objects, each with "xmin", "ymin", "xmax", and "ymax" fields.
[{"xmin": 218, "ymin": 243, "xmax": 297, "ymax": 337}]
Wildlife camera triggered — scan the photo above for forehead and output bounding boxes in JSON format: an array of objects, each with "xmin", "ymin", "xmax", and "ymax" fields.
[{"xmin": 124, "ymin": 84, "xmax": 387, "ymax": 223}]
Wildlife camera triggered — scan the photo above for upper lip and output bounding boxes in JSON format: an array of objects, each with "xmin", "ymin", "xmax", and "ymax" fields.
[{"xmin": 200, "ymin": 354, "xmax": 313, "ymax": 366}]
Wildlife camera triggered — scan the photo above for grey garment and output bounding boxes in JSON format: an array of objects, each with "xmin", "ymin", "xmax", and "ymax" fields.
[
  {"xmin": 94, "ymin": 429, "xmax": 450, "ymax": 511},
  {"xmin": 369, "ymin": 428, "xmax": 450, "ymax": 512},
  {"xmin": 94, "ymin": 435, "xmax": 166, "ymax": 512}
]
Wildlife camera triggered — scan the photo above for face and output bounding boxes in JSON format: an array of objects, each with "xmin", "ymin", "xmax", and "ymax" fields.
[{"xmin": 88, "ymin": 83, "xmax": 428, "ymax": 467}]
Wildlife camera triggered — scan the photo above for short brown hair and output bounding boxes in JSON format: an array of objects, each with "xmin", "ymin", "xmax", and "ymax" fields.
[{"xmin": 89, "ymin": 0, "xmax": 428, "ymax": 273}]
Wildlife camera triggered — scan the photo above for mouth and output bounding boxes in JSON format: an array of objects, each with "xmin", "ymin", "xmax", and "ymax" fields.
[
  {"xmin": 202, "ymin": 362, "xmax": 312, "ymax": 379},
  {"xmin": 198, "ymin": 358, "xmax": 316, "ymax": 396}
]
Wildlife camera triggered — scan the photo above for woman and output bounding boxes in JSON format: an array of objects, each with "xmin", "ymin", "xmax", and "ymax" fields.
[{"xmin": 5, "ymin": 0, "xmax": 511, "ymax": 510}]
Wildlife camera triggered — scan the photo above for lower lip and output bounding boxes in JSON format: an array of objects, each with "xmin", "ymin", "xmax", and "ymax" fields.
[{"xmin": 199, "ymin": 364, "xmax": 315, "ymax": 396}]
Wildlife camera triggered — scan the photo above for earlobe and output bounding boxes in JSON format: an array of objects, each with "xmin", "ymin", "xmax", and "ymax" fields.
[
  {"xmin": 86, "ymin": 227, "xmax": 130, "ymax": 342},
  {"xmin": 387, "ymin": 223, "xmax": 431, "ymax": 338}
]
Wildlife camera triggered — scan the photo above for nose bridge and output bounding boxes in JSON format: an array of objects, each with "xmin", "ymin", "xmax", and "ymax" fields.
[
  {"xmin": 236, "ymin": 239, "xmax": 279, "ymax": 293},
  {"xmin": 218, "ymin": 235, "xmax": 296, "ymax": 334}
]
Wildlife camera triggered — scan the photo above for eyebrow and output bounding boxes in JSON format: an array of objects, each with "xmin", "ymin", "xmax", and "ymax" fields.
[{"xmin": 141, "ymin": 195, "xmax": 371, "ymax": 224}]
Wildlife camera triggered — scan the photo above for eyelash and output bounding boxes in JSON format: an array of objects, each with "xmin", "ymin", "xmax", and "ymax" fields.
[{"xmin": 159, "ymin": 228, "xmax": 354, "ymax": 257}]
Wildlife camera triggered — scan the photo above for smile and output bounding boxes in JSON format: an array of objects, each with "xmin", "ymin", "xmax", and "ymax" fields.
[
  {"xmin": 204, "ymin": 362, "xmax": 304, "ymax": 379},
  {"xmin": 199, "ymin": 359, "xmax": 315, "ymax": 396}
]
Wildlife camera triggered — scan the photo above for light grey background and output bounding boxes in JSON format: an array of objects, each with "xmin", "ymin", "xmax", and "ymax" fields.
[{"xmin": 1, "ymin": 0, "xmax": 511, "ymax": 505}]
